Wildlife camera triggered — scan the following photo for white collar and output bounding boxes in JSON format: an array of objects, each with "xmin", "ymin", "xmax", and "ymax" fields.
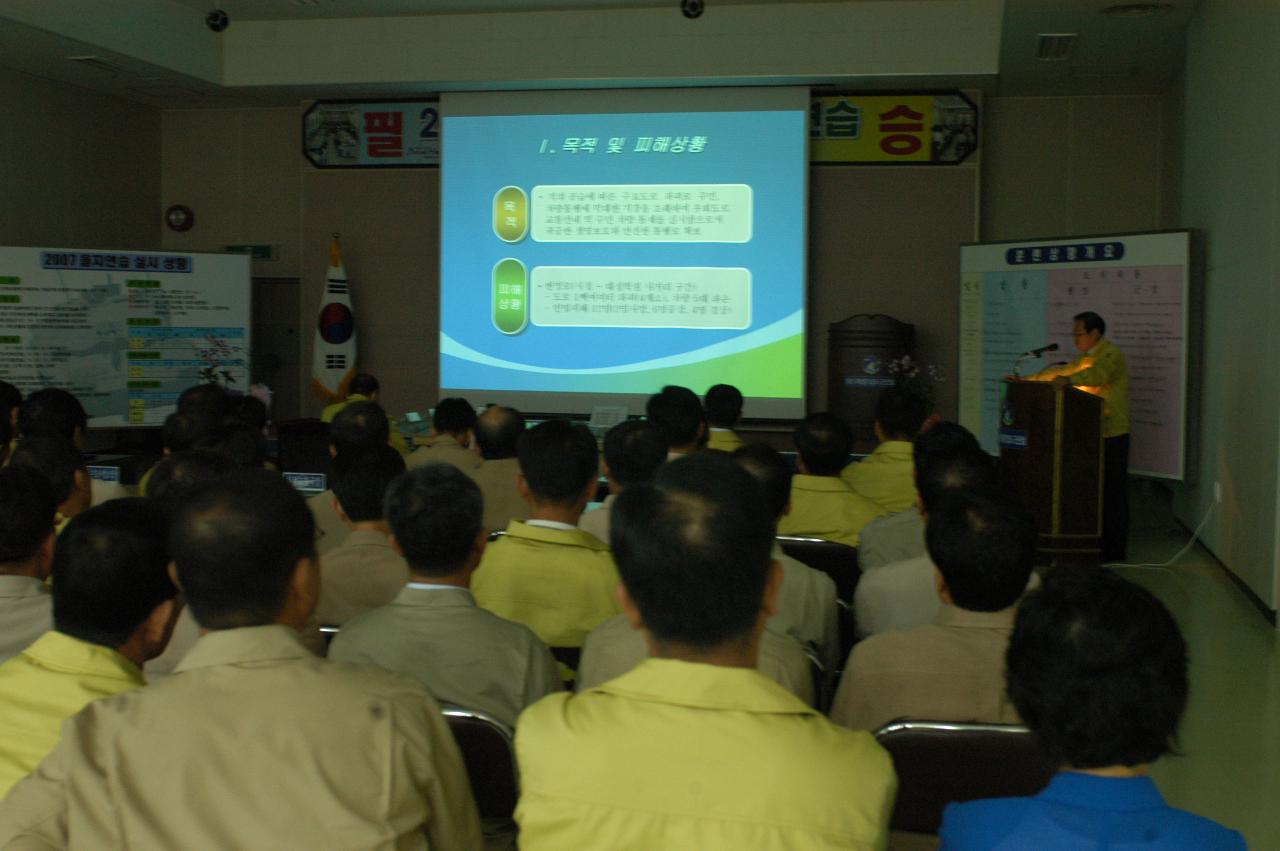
[
  {"xmin": 525, "ymin": 518, "xmax": 577, "ymax": 531},
  {"xmin": 405, "ymin": 581, "xmax": 469, "ymax": 592}
]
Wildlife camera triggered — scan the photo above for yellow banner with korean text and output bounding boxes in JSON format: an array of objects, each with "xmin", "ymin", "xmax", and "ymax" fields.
[{"xmin": 810, "ymin": 93, "xmax": 978, "ymax": 164}]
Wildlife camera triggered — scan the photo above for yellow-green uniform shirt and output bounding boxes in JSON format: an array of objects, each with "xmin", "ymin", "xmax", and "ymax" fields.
[
  {"xmin": 321, "ymin": 393, "xmax": 411, "ymax": 456},
  {"xmin": 472, "ymin": 521, "xmax": 621, "ymax": 648},
  {"xmin": 840, "ymin": 440, "xmax": 916, "ymax": 513},
  {"xmin": 516, "ymin": 658, "xmax": 897, "ymax": 850},
  {"xmin": 705, "ymin": 428, "xmax": 745, "ymax": 453},
  {"xmin": 778, "ymin": 474, "xmax": 889, "ymax": 548},
  {"xmin": 1036, "ymin": 337, "xmax": 1130, "ymax": 438},
  {"xmin": 0, "ymin": 631, "xmax": 144, "ymax": 798}
]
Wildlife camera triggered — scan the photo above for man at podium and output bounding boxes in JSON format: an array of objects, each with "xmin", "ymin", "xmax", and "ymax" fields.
[{"xmin": 1032, "ymin": 311, "xmax": 1130, "ymax": 561}]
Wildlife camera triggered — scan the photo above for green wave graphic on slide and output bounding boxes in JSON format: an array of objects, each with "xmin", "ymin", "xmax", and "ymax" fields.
[{"xmin": 581, "ymin": 333, "xmax": 803, "ymax": 395}]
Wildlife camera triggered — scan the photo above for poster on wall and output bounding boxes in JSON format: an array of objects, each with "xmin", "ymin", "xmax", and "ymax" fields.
[
  {"xmin": 810, "ymin": 92, "xmax": 978, "ymax": 164},
  {"xmin": 302, "ymin": 99, "xmax": 441, "ymax": 168},
  {"xmin": 0, "ymin": 247, "xmax": 251, "ymax": 428},
  {"xmin": 958, "ymin": 231, "xmax": 1191, "ymax": 480}
]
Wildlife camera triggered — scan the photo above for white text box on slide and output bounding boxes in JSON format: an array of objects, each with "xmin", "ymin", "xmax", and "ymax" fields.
[
  {"xmin": 531, "ymin": 184, "xmax": 752, "ymax": 243},
  {"xmin": 530, "ymin": 266, "xmax": 751, "ymax": 330}
]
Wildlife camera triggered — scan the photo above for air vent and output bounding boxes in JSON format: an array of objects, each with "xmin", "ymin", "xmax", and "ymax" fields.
[
  {"xmin": 67, "ymin": 55, "xmax": 121, "ymax": 76},
  {"xmin": 1035, "ymin": 33, "xmax": 1077, "ymax": 61}
]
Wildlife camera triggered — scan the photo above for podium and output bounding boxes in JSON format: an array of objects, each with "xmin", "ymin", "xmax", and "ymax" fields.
[{"xmin": 999, "ymin": 380, "xmax": 1104, "ymax": 564}]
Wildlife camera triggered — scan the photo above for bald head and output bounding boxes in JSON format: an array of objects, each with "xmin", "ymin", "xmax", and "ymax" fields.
[{"xmin": 474, "ymin": 406, "xmax": 525, "ymax": 460}]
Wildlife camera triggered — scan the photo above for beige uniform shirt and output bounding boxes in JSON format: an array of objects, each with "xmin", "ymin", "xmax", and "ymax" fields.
[
  {"xmin": 331, "ymin": 585, "xmax": 561, "ymax": 728},
  {"xmin": 857, "ymin": 507, "xmax": 926, "ymax": 571},
  {"xmin": 853, "ymin": 553, "xmax": 941, "ymax": 639},
  {"xmin": 406, "ymin": 434, "xmax": 481, "ymax": 473},
  {"xmin": 577, "ymin": 493, "xmax": 614, "ymax": 544},
  {"xmin": 0, "ymin": 575, "xmax": 51, "ymax": 665},
  {"xmin": 316, "ymin": 529, "xmax": 410, "ymax": 626},
  {"xmin": 469, "ymin": 457, "xmax": 529, "ymax": 533},
  {"xmin": 577, "ymin": 614, "xmax": 815, "ymax": 706},
  {"xmin": 830, "ymin": 604, "xmax": 1021, "ymax": 731},
  {"xmin": 0, "ymin": 625, "xmax": 483, "ymax": 851},
  {"xmin": 308, "ymin": 488, "xmax": 349, "ymax": 556},
  {"xmin": 771, "ymin": 546, "xmax": 841, "ymax": 672}
]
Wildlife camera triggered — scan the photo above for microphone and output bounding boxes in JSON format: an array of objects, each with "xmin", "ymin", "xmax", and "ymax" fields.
[{"xmin": 1022, "ymin": 342, "xmax": 1059, "ymax": 358}]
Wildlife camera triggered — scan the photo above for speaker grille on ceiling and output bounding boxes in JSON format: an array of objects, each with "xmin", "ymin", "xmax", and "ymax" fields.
[{"xmin": 1035, "ymin": 34, "xmax": 1077, "ymax": 62}]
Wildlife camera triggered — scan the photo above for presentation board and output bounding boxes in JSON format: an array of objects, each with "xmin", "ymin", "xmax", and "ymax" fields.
[
  {"xmin": 0, "ymin": 247, "xmax": 250, "ymax": 428},
  {"xmin": 439, "ymin": 88, "xmax": 808, "ymax": 419},
  {"xmin": 959, "ymin": 231, "xmax": 1191, "ymax": 480}
]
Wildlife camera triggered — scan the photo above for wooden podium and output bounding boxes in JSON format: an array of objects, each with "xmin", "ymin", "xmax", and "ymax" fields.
[{"xmin": 1000, "ymin": 380, "xmax": 1104, "ymax": 564}]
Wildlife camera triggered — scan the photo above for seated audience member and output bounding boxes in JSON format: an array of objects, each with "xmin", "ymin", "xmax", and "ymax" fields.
[
  {"xmin": 733, "ymin": 443, "xmax": 841, "ymax": 671},
  {"xmin": 854, "ymin": 443, "xmax": 997, "ymax": 638},
  {"xmin": 17, "ymin": 388, "xmax": 87, "ymax": 448},
  {"xmin": 472, "ymin": 419, "xmax": 619, "ymax": 648},
  {"xmin": 0, "ymin": 499, "xmax": 178, "ymax": 797},
  {"xmin": 314, "ymin": 445, "xmax": 409, "ymax": 626},
  {"xmin": 312, "ymin": 400, "xmax": 392, "ymax": 555},
  {"xmin": 136, "ymin": 383, "xmax": 232, "ymax": 495},
  {"xmin": 10, "ymin": 436, "xmax": 92, "ymax": 533},
  {"xmin": 777, "ymin": 412, "xmax": 886, "ymax": 548},
  {"xmin": 579, "ymin": 419, "xmax": 667, "ymax": 543},
  {"xmin": 223, "ymin": 393, "xmax": 273, "ymax": 470},
  {"xmin": 831, "ymin": 492, "xmax": 1034, "ymax": 730},
  {"xmin": 515, "ymin": 454, "xmax": 896, "ymax": 848},
  {"xmin": 0, "ymin": 414, "xmax": 9, "ymax": 469},
  {"xmin": 0, "ymin": 380, "xmax": 20, "ymax": 464},
  {"xmin": 407, "ymin": 397, "xmax": 480, "ymax": 472},
  {"xmin": 939, "ymin": 567, "xmax": 1247, "ymax": 850},
  {"xmin": 858, "ymin": 421, "xmax": 981, "ymax": 570},
  {"xmin": 645, "ymin": 384, "xmax": 706, "ymax": 458},
  {"xmin": 0, "ymin": 469, "xmax": 56, "ymax": 664},
  {"xmin": 469, "ymin": 405, "xmax": 530, "ymax": 532},
  {"xmin": 841, "ymin": 389, "xmax": 928, "ymax": 513},
  {"xmin": 331, "ymin": 464, "xmax": 560, "ymax": 728},
  {"xmin": 704, "ymin": 383, "xmax": 746, "ymax": 452},
  {"xmin": 320, "ymin": 372, "xmax": 409, "ymax": 456},
  {"xmin": 0, "ymin": 469, "xmax": 482, "ymax": 849}
]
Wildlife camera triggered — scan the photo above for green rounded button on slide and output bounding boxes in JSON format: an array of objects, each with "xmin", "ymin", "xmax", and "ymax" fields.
[
  {"xmin": 492, "ymin": 258, "xmax": 528, "ymax": 335},
  {"xmin": 493, "ymin": 186, "xmax": 528, "ymax": 243}
]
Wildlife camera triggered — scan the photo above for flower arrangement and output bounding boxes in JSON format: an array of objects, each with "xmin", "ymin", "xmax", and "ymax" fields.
[
  {"xmin": 885, "ymin": 354, "xmax": 945, "ymax": 410},
  {"xmin": 195, "ymin": 334, "xmax": 244, "ymax": 386}
]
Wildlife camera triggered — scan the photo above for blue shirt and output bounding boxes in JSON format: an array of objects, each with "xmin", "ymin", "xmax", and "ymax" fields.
[{"xmin": 940, "ymin": 771, "xmax": 1246, "ymax": 850}]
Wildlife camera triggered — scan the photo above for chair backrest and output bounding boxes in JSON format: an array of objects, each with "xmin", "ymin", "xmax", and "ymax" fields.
[
  {"xmin": 873, "ymin": 721, "xmax": 1056, "ymax": 835},
  {"xmin": 317, "ymin": 624, "xmax": 340, "ymax": 648},
  {"xmin": 441, "ymin": 705, "xmax": 519, "ymax": 824},
  {"xmin": 776, "ymin": 535, "xmax": 861, "ymax": 602}
]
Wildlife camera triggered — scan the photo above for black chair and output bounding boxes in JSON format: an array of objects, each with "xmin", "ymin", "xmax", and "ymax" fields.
[
  {"xmin": 441, "ymin": 705, "xmax": 519, "ymax": 827},
  {"xmin": 873, "ymin": 721, "xmax": 1056, "ymax": 835},
  {"xmin": 776, "ymin": 536, "xmax": 861, "ymax": 602},
  {"xmin": 276, "ymin": 418, "xmax": 331, "ymax": 477}
]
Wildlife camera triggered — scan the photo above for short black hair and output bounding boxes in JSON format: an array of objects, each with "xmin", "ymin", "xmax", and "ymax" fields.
[
  {"xmin": 794, "ymin": 412, "xmax": 852, "ymax": 476},
  {"xmin": 18, "ymin": 388, "xmax": 87, "ymax": 441},
  {"xmin": 611, "ymin": 454, "xmax": 773, "ymax": 648},
  {"xmin": 10, "ymin": 435, "xmax": 83, "ymax": 504},
  {"xmin": 0, "ymin": 467, "xmax": 56, "ymax": 566},
  {"xmin": 348, "ymin": 373, "xmax": 380, "ymax": 397},
  {"xmin": 913, "ymin": 421, "xmax": 982, "ymax": 472},
  {"xmin": 517, "ymin": 419, "xmax": 599, "ymax": 505},
  {"xmin": 875, "ymin": 389, "xmax": 929, "ymax": 440},
  {"xmin": 926, "ymin": 493, "xmax": 1035, "ymax": 611},
  {"xmin": 1007, "ymin": 566, "xmax": 1187, "ymax": 768},
  {"xmin": 0, "ymin": 380, "xmax": 21, "ymax": 420},
  {"xmin": 161, "ymin": 412, "xmax": 201, "ymax": 453},
  {"xmin": 170, "ymin": 469, "xmax": 315, "ymax": 629},
  {"xmin": 645, "ymin": 385, "xmax": 704, "ymax": 448},
  {"xmin": 332, "ymin": 444, "xmax": 406, "ymax": 522},
  {"xmin": 385, "ymin": 464, "xmax": 483, "ymax": 575},
  {"xmin": 603, "ymin": 420, "xmax": 667, "ymax": 488},
  {"xmin": 1074, "ymin": 311, "xmax": 1106, "ymax": 335},
  {"xmin": 176, "ymin": 383, "xmax": 231, "ymax": 446},
  {"xmin": 704, "ymin": 384, "xmax": 744, "ymax": 428},
  {"xmin": 917, "ymin": 447, "xmax": 996, "ymax": 512},
  {"xmin": 145, "ymin": 449, "xmax": 236, "ymax": 512},
  {"xmin": 329, "ymin": 400, "xmax": 390, "ymax": 454},
  {"xmin": 732, "ymin": 443, "xmax": 792, "ymax": 521},
  {"xmin": 52, "ymin": 499, "xmax": 176, "ymax": 648},
  {"xmin": 222, "ymin": 425, "xmax": 269, "ymax": 469},
  {"xmin": 474, "ymin": 406, "xmax": 525, "ymax": 460},
  {"xmin": 433, "ymin": 398, "xmax": 477, "ymax": 436},
  {"xmin": 229, "ymin": 394, "xmax": 268, "ymax": 432}
]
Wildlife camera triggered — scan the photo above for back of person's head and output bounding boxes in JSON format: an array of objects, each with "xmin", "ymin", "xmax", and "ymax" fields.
[
  {"xmin": 603, "ymin": 420, "xmax": 667, "ymax": 488},
  {"xmin": 875, "ymin": 389, "xmax": 929, "ymax": 440},
  {"xmin": 517, "ymin": 419, "xmax": 599, "ymax": 504},
  {"xmin": 51, "ymin": 499, "xmax": 176, "ymax": 648},
  {"xmin": 145, "ymin": 449, "xmax": 236, "ymax": 511},
  {"xmin": 1007, "ymin": 566, "xmax": 1187, "ymax": 769},
  {"xmin": 611, "ymin": 453, "xmax": 773, "ymax": 648},
  {"xmin": 229, "ymin": 394, "xmax": 268, "ymax": 433},
  {"xmin": 473, "ymin": 405, "xmax": 525, "ymax": 460},
  {"xmin": 332, "ymin": 444, "xmax": 406, "ymax": 522},
  {"xmin": 222, "ymin": 425, "xmax": 269, "ymax": 469},
  {"xmin": 1074, "ymin": 310, "xmax": 1106, "ymax": 335},
  {"xmin": 161, "ymin": 412, "xmax": 202, "ymax": 453},
  {"xmin": 912, "ymin": 420, "xmax": 982, "ymax": 471},
  {"xmin": 793, "ymin": 412, "xmax": 852, "ymax": 476},
  {"xmin": 0, "ymin": 380, "xmax": 21, "ymax": 422},
  {"xmin": 732, "ymin": 443, "xmax": 792, "ymax": 522},
  {"xmin": 917, "ymin": 447, "xmax": 996, "ymax": 512},
  {"xmin": 328, "ymin": 400, "xmax": 390, "ymax": 453},
  {"xmin": 704, "ymin": 384, "xmax": 744, "ymax": 429},
  {"xmin": 177, "ymin": 383, "xmax": 231, "ymax": 445},
  {"xmin": 926, "ymin": 493, "xmax": 1036, "ymax": 612},
  {"xmin": 433, "ymin": 397, "xmax": 477, "ymax": 436},
  {"xmin": 18, "ymin": 388, "xmax": 87, "ymax": 442},
  {"xmin": 385, "ymin": 464, "xmax": 483, "ymax": 576},
  {"xmin": 348, "ymin": 372, "xmax": 380, "ymax": 398},
  {"xmin": 170, "ymin": 468, "xmax": 315, "ymax": 629},
  {"xmin": 645, "ymin": 385, "xmax": 704, "ymax": 449},
  {"xmin": 10, "ymin": 435, "xmax": 84, "ymax": 505},
  {"xmin": 0, "ymin": 467, "xmax": 56, "ymax": 569}
]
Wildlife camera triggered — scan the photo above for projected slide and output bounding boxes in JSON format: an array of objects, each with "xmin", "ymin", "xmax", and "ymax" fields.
[{"xmin": 440, "ymin": 91, "xmax": 806, "ymax": 417}]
